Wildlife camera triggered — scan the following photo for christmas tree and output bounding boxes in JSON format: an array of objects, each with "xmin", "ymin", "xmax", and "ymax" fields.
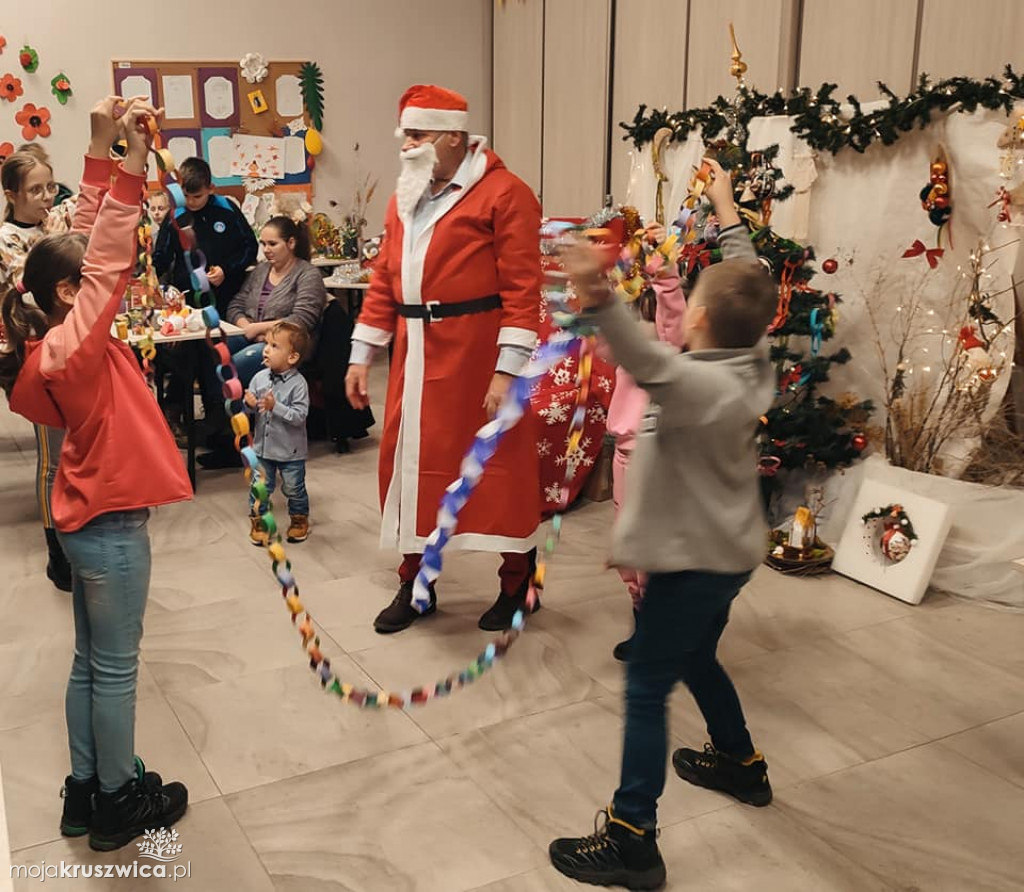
[{"xmin": 676, "ymin": 143, "xmax": 873, "ymax": 509}]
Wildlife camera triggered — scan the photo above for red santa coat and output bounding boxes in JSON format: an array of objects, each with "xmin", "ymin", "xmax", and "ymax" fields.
[{"xmin": 354, "ymin": 139, "xmax": 542, "ymax": 553}]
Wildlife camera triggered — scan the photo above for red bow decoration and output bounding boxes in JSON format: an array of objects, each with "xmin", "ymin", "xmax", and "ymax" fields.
[
  {"xmin": 902, "ymin": 239, "xmax": 944, "ymax": 268},
  {"xmin": 680, "ymin": 243, "xmax": 712, "ymax": 276}
]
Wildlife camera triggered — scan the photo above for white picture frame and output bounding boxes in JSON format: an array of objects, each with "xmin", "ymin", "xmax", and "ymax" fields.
[{"xmin": 832, "ymin": 477, "xmax": 952, "ymax": 605}]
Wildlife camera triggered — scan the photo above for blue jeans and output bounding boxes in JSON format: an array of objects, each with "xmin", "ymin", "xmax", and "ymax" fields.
[
  {"xmin": 612, "ymin": 570, "xmax": 754, "ymax": 829},
  {"xmin": 57, "ymin": 510, "xmax": 151, "ymax": 793},
  {"xmin": 249, "ymin": 458, "xmax": 309, "ymax": 516}
]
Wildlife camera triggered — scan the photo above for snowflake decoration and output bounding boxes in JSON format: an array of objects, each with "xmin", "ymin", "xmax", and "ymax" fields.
[
  {"xmin": 539, "ymin": 401, "xmax": 569, "ymax": 425},
  {"xmin": 554, "ymin": 436, "xmax": 591, "ymax": 479},
  {"xmin": 550, "ymin": 367, "xmax": 573, "ymax": 387},
  {"xmin": 539, "ymin": 302, "xmax": 548, "ymax": 324},
  {"xmin": 597, "ymin": 375, "xmax": 612, "ymax": 392},
  {"xmin": 537, "ymin": 439, "xmax": 552, "ymax": 457},
  {"xmin": 582, "ymin": 454, "xmax": 595, "ymax": 467},
  {"xmin": 544, "ymin": 483, "xmax": 563, "ymax": 504},
  {"xmin": 588, "ymin": 404, "xmax": 607, "ymax": 424},
  {"xmin": 138, "ymin": 827, "xmax": 183, "ymax": 861}
]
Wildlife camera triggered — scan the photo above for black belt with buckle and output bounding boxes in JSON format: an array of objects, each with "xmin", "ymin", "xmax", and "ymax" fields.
[{"xmin": 396, "ymin": 294, "xmax": 502, "ymax": 322}]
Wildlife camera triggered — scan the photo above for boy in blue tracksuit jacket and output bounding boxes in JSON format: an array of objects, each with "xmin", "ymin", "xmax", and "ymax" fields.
[{"xmin": 153, "ymin": 157, "xmax": 257, "ymax": 316}]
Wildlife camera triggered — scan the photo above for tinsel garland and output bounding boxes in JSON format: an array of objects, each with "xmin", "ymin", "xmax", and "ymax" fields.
[{"xmin": 623, "ymin": 65, "xmax": 1024, "ymax": 154}]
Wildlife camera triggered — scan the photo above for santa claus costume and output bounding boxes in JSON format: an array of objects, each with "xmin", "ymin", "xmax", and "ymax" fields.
[{"xmin": 351, "ymin": 85, "xmax": 543, "ymax": 633}]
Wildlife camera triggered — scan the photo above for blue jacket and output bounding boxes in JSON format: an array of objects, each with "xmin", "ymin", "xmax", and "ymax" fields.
[
  {"xmin": 153, "ymin": 194, "xmax": 258, "ymax": 314},
  {"xmin": 249, "ymin": 367, "xmax": 309, "ymax": 462}
]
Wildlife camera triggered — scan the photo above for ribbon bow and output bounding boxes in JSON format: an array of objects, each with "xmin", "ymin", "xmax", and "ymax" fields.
[{"xmin": 902, "ymin": 239, "xmax": 944, "ymax": 268}]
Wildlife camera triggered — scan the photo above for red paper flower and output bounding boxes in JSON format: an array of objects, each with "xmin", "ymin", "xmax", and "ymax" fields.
[
  {"xmin": 0, "ymin": 142, "xmax": 13, "ymax": 164},
  {"xmin": 15, "ymin": 103, "xmax": 51, "ymax": 140},
  {"xmin": 0, "ymin": 36, "xmax": 7, "ymax": 54},
  {"xmin": 0, "ymin": 73, "xmax": 23, "ymax": 102}
]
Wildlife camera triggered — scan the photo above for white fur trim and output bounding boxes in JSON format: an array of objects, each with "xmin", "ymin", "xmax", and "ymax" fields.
[
  {"xmin": 497, "ymin": 326, "xmax": 539, "ymax": 349},
  {"xmin": 399, "ymin": 107, "xmax": 469, "ymax": 133},
  {"xmin": 352, "ymin": 322, "xmax": 393, "ymax": 348}
]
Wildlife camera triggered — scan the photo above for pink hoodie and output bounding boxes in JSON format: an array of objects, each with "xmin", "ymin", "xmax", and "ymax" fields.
[
  {"xmin": 9, "ymin": 156, "xmax": 192, "ymax": 532},
  {"xmin": 606, "ymin": 267, "xmax": 687, "ymax": 451}
]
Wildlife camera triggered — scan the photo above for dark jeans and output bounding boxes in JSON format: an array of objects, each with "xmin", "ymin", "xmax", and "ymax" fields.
[{"xmin": 612, "ymin": 569, "xmax": 754, "ymax": 829}]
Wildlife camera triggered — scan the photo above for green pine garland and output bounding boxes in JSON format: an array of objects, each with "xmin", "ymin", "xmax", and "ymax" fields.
[{"xmin": 623, "ymin": 65, "xmax": 1024, "ymax": 154}]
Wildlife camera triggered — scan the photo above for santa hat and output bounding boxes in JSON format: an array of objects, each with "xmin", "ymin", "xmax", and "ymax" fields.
[{"xmin": 396, "ymin": 84, "xmax": 469, "ymax": 135}]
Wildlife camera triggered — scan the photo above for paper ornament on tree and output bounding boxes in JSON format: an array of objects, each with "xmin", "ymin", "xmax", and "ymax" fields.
[
  {"xmin": 50, "ymin": 72, "xmax": 72, "ymax": 105},
  {"xmin": 18, "ymin": 46, "xmax": 38, "ymax": 73}
]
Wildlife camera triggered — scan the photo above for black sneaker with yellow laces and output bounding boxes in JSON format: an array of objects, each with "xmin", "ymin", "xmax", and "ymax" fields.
[
  {"xmin": 672, "ymin": 742, "xmax": 772, "ymax": 806},
  {"xmin": 549, "ymin": 807, "xmax": 666, "ymax": 890}
]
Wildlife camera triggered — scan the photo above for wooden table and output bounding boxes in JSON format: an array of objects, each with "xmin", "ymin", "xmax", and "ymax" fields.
[{"xmin": 116, "ymin": 321, "xmax": 243, "ymax": 490}]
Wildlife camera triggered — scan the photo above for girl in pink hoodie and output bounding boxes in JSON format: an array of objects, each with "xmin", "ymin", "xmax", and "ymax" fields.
[
  {"xmin": 607, "ymin": 224, "xmax": 686, "ymax": 661},
  {"xmin": 0, "ymin": 96, "xmax": 190, "ymax": 852}
]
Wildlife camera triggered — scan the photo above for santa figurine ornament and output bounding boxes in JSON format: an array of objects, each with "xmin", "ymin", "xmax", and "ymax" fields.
[{"xmin": 862, "ymin": 504, "xmax": 918, "ymax": 564}]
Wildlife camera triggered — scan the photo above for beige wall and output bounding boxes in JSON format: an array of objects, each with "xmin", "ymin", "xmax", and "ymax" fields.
[
  {"xmin": 1, "ymin": 0, "xmax": 493, "ymax": 235},
  {"xmin": 495, "ymin": 0, "xmax": 1024, "ymax": 217}
]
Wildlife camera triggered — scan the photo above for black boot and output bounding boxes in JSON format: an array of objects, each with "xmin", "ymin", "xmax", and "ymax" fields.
[
  {"xmin": 373, "ymin": 581, "xmax": 436, "ymax": 634},
  {"xmin": 60, "ymin": 757, "xmax": 163, "ymax": 838},
  {"xmin": 89, "ymin": 775, "xmax": 188, "ymax": 852},
  {"xmin": 672, "ymin": 743, "xmax": 772, "ymax": 806},
  {"xmin": 549, "ymin": 807, "xmax": 666, "ymax": 890},
  {"xmin": 44, "ymin": 528, "xmax": 72, "ymax": 592},
  {"xmin": 613, "ymin": 609, "xmax": 639, "ymax": 662},
  {"xmin": 478, "ymin": 581, "xmax": 540, "ymax": 632}
]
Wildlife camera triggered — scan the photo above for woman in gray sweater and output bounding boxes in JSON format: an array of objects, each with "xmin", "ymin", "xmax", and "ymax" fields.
[{"xmin": 225, "ymin": 216, "xmax": 326, "ymax": 386}]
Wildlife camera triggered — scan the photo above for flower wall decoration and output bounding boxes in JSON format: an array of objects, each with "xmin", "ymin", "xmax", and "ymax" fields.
[
  {"xmin": 18, "ymin": 45, "xmax": 39, "ymax": 73},
  {"xmin": 1, "ymin": 73, "xmax": 23, "ymax": 102},
  {"xmin": 240, "ymin": 52, "xmax": 268, "ymax": 84},
  {"xmin": 0, "ymin": 142, "xmax": 14, "ymax": 164},
  {"xmin": 50, "ymin": 72, "xmax": 72, "ymax": 104},
  {"xmin": 15, "ymin": 102, "xmax": 51, "ymax": 139}
]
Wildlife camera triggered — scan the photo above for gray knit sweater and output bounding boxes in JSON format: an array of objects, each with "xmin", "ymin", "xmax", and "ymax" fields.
[{"xmin": 591, "ymin": 224, "xmax": 774, "ymax": 574}]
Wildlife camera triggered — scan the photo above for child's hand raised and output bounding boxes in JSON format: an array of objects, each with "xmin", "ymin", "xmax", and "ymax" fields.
[
  {"xmin": 702, "ymin": 158, "xmax": 741, "ymax": 228},
  {"xmin": 560, "ymin": 237, "xmax": 612, "ymax": 309},
  {"xmin": 88, "ymin": 96, "xmax": 125, "ymax": 159},
  {"xmin": 644, "ymin": 223, "xmax": 666, "ymax": 246},
  {"xmin": 120, "ymin": 99, "xmax": 163, "ymax": 177},
  {"xmin": 244, "ymin": 390, "xmax": 257, "ymax": 409}
]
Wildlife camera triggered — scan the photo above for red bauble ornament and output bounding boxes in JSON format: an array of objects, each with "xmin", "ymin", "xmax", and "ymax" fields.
[
  {"xmin": 852, "ymin": 433, "xmax": 867, "ymax": 451},
  {"xmin": 880, "ymin": 526, "xmax": 911, "ymax": 563},
  {"xmin": 822, "ymin": 258, "xmax": 838, "ymax": 274}
]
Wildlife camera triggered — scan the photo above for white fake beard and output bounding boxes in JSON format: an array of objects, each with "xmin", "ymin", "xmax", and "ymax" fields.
[{"xmin": 396, "ymin": 142, "xmax": 438, "ymax": 221}]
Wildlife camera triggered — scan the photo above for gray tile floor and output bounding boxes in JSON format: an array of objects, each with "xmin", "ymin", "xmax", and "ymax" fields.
[{"xmin": 1, "ymin": 385, "xmax": 1022, "ymax": 891}]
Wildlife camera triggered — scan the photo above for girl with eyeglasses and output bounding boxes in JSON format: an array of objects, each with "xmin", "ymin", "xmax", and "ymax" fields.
[{"xmin": 1, "ymin": 150, "xmax": 77, "ymax": 590}]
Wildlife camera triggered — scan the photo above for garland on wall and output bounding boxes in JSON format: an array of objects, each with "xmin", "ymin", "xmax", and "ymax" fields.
[{"xmin": 622, "ymin": 65, "xmax": 1024, "ymax": 154}]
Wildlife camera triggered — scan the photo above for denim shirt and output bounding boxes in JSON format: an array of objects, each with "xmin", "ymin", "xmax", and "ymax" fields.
[{"xmin": 249, "ymin": 367, "xmax": 309, "ymax": 462}]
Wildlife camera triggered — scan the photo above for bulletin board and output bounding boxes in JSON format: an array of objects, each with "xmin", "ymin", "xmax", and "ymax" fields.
[{"xmin": 111, "ymin": 59, "xmax": 315, "ymax": 218}]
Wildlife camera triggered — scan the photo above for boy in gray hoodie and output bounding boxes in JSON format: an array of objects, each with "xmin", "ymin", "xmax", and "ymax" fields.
[{"xmin": 549, "ymin": 160, "xmax": 778, "ymax": 890}]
